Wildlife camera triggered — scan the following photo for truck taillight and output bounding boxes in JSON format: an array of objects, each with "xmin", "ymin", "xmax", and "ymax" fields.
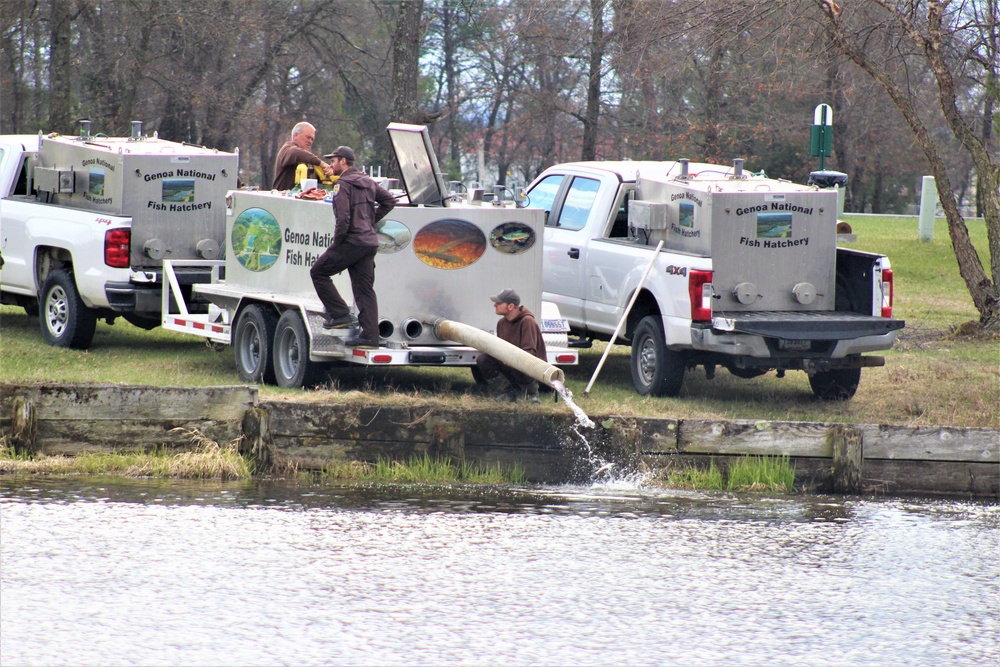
[
  {"xmin": 105, "ymin": 229, "xmax": 130, "ymax": 268},
  {"xmin": 880, "ymin": 268, "xmax": 894, "ymax": 318},
  {"xmin": 689, "ymin": 270, "xmax": 713, "ymax": 322}
]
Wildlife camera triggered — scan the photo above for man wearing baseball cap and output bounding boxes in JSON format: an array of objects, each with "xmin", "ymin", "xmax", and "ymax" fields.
[
  {"xmin": 475, "ymin": 288, "xmax": 547, "ymax": 403},
  {"xmin": 310, "ymin": 145, "xmax": 395, "ymax": 348}
]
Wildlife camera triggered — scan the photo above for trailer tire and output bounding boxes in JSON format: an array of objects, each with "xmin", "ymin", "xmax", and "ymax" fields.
[
  {"xmin": 233, "ymin": 304, "xmax": 277, "ymax": 385},
  {"xmin": 273, "ymin": 310, "xmax": 319, "ymax": 388},
  {"xmin": 809, "ymin": 367, "xmax": 861, "ymax": 400},
  {"xmin": 39, "ymin": 269, "xmax": 97, "ymax": 349},
  {"xmin": 630, "ymin": 315, "xmax": 685, "ymax": 397}
]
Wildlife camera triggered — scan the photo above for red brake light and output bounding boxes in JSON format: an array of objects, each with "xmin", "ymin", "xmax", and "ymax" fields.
[
  {"xmin": 105, "ymin": 228, "xmax": 130, "ymax": 268},
  {"xmin": 881, "ymin": 268, "xmax": 894, "ymax": 318},
  {"xmin": 689, "ymin": 270, "xmax": 713, "ymax": 322}
]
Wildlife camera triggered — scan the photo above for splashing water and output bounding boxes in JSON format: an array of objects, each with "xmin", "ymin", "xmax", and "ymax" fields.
[
  {"xmin": 551, "ymin": 379, "xmax": 596, "ymax": 429},
  {"xmin": 550, "ymin": 380, "xmax": 651, "ymax": 488}
]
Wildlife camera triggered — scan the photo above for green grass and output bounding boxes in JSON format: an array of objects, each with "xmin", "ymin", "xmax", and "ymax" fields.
[
  {"xmin": 313, "ymin": 454, "xmax": 526, "ymax": 485},
  {"xmin": 0, "ymin": 433, "xmax": 254, "ymax": 479},
  {"xmin": 725, "ymin": 455, "xmax": 796, "ymax": 492},
  {"xmin": 662, "ymin": 455, "xmax": 795, "ymax": 493},
  {"xmin": 842, "ymin": 214, "xmax": 990, "ymax": 329},
  {"xmin": 1, "ymin": 216, "xmax": 996, "ymax": 428},
  {"xmin": 665, "ymin": 460, "xmax": 724, "ymax": 490}
]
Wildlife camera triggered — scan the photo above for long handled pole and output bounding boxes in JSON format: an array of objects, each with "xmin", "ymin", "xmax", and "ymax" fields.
[{"xmin": 583, "ymin": 240, "xmax": 664, "ymax": 397}]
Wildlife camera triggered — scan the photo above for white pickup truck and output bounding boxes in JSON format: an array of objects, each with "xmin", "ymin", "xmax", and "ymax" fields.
[
  {"xmin": 0, "ymin": 129, "xmax": 237, "ymax": 348},
  {"xmin": 529, "ymin": 160, "xmax": 904, "ymax": 399}
]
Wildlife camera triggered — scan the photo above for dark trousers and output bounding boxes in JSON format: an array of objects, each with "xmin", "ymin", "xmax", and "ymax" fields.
[
  {"xmin": 310, "ymin": 243, "xmax": 378, "ymax": 341},
  {"xmin": 476, "ymin": 353, "xmax": 532, "ymax": 387}
]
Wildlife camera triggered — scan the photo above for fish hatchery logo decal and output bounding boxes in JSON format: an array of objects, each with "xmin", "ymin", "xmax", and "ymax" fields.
[
  {"xmin": 489, "ymin": 222, "xmax": 536, "ymax": 255},
  {"xmin": 413, "ymin": 219, "xmax": 486, "ymax": 269},
  {"xmin": 232, "ymin": 208, "xmax": 281, "ymax": 272}
]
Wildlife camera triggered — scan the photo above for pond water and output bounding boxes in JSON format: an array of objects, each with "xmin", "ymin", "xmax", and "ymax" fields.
[{"xmin": 1, "ymin": 477, "xmax": 997, "ymax": 667}]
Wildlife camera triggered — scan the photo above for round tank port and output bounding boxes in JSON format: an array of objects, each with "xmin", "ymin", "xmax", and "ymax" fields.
[
  {"xmin": 733, "ymin": 282, "xmax": 759, "ymax": 305},
  {"xmin": 378, "ymin": 319, "xmax": 395, "ymax": 339},
  {"xmin": 402, "ymin": 319, "xmax": 424, "ymax": 340},
  {"xmin": 144, "ymin": 238, "xmax": 167, "ymax": 260},
  {"xmin": 792, "ymin": 282, "xmax": 817, "ymax": 305},
  {"xmin": 197, "ymin": 239, "xmax": 220, "ymax": 260}
]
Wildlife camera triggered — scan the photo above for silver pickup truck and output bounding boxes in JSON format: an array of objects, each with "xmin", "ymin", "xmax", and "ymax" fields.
[
  {"xmin": 529, "ymin": 160, "xmax": 904, "ymax": 399},
  {"xmin": 0, "ymin": 129, "xmax": 237, "ymax": 348}
]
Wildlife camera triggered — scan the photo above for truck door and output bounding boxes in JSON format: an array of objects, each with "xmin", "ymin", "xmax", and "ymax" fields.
[{"xmin": 533, "ymin": 173, "xmax": 602, "ymax": 323}]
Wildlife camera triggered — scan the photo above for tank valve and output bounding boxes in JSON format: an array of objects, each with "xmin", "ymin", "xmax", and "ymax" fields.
[
  {"xmin": 144, "ymin": 239, "xmax": 167, "ymax": 260},
  {"xmin": 402, "ymin": 318, "xmax": 424, "ymax": 340},
  {"xmin": 733, "ymin": 282, "xmax": 759, "ymax": 305},
  {"xmin": 197, "ymin": 239, "xmax": 220, "ymax": 260},
  {"xmin": 792, "ymin": 282, "xmax": 817, "ymax": 305}
]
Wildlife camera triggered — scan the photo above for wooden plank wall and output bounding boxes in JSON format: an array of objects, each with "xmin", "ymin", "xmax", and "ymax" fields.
[
  {"xmin": 0, "ymin": 383, "xmax": 256, "ymax": 454},
  {"xmin": 1, "ymin": 384, "xmax": 996, "ymax": 497}
]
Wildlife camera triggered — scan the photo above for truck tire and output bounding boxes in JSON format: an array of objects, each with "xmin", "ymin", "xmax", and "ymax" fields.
[
  {"xmin": 273, "ymin": 310, "xmax": 319, "ymax": 388},
  {"xmin": 233, "ymin": 304, "xmax": 277, "ymax": 385},
  {"xmin": 809, "ymin": 367, "xmax": 862, "ymax": 400},
  {"xmin": 39, "ymin": 269, "xmax": 98, "ymax": 349},
  {"xmin": 630, "ymin": 315, "xmax": 685, "ymax": 397}
]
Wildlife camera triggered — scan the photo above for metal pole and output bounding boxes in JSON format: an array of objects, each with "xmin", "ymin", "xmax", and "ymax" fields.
[{"xmin": 583, "ymin": 240, "xmax": 665, "ymax": 397}]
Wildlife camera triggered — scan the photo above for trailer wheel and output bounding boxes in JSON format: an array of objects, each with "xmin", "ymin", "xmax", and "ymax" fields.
[
  {"xmin": 809, "ymin": 367, "xmax": 861, "ymax": 400},
  {"xmin": 273, "ymin": 310, "xmax": 319, "ymax": 388},
  {"xmin": 233, "ymin": 304, "xmax": 277, "ymax": 385},
  {"xmin": 630, "ymin": 315, "xmax": 685, "ymax": 397},
  {"xmin": 39, "ymin": 269, "xmax": 97, "ymax": 349}
]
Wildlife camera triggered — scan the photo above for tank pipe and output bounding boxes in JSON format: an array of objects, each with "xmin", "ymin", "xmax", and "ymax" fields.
[
  {"xmin": 432, "ymin": 319, "xmax": 565, "ymax": 388},
  {"xmin": 583, "ymin": 239, "xmax": 665, "ymax": 397}
]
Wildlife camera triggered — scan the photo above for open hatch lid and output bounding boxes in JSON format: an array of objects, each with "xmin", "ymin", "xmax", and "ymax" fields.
[{"xmin": 386, "ymin": 122, "xmax": 450, "ymax": 207}]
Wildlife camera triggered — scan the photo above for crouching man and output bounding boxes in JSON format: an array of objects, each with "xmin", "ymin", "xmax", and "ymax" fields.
[{"xmin": 476, "ymin": 289, "xmax": 546, "ymax": 403}]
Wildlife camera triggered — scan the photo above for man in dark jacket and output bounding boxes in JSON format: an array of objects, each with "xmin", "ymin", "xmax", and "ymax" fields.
[
  {"xmin": 476, "ymin": 288, "xmax": 547, "ymax": 403},
  {"xmin": 310, "ymin": 146, "xmax": 395, "ymax": 348},
  {"xmin": 271, "ymin": 122, "xmax": 334, "ymax": 191}
]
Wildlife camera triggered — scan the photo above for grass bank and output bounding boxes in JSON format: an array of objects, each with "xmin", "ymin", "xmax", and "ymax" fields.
[
  {"xmin": 659, "ymin": 455, "xmax": 797, "ymax": 493},
  {"xmin": 1, "ymin": 216, "xmax": 996, "ymax": 428}
]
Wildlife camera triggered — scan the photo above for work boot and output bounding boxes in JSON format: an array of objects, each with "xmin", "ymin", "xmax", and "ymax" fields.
[
  {"xmin": 518, "ymin": 381, "xmax": 540, "ymax": 404},
  {"xmin": 485, "ymin": 374, "xmax": 513, "ymax": 402},
  {"xmin": 322, "ymin": 313, "xmax": 358, "ymax": 329}
]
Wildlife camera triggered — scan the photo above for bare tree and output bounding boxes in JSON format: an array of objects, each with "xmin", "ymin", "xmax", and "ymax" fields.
[{"xmin": 813, "ymin": 0, "xmax": 999, "ymax": 329}]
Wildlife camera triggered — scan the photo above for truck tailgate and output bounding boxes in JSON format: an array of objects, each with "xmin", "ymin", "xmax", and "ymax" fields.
[{"xmin": 711, "ymin": 311, "xmax": 905, "ymax": 340}]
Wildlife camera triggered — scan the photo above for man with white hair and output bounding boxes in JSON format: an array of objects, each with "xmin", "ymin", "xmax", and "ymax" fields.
[{"xmin": 271, "ymin": 121, "xmax": 334, "ymax": 190}]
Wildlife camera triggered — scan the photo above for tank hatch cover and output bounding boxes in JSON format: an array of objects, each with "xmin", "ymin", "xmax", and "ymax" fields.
[{"xmin": 386, "ymin": 122, "xmax": 450, "ymax": 207}]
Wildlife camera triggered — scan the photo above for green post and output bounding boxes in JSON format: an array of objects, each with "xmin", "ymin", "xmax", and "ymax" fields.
[{"xmin": 810, "ymin": 104, "xmax": 833, "ymax": 171}]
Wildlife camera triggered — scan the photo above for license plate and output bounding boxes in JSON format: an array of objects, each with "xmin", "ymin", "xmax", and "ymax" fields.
[{"xmin": 778, "ymin": 339, "xmax": 811, "ymax": 351}]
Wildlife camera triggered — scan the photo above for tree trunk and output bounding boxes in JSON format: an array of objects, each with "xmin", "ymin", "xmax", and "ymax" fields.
[
  {"xmin": 387, "ymin": 0, "xmax": 427, "ymax": 178},
  {"xmin": 48, "ymin": 0, "xmax": 73, "ymax": 133},
  {"xmin": 814, "ymin": 0, "xmax": 1000, "ymax": 329},
  {"xmin": 581, "ymin": 0, "xmax": 605, "ymax": 161}
]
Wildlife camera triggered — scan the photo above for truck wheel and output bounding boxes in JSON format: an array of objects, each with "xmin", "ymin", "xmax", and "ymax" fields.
[
  {"xmin": 809, "ymin": 367, "xmax": 862, "ymax": 400},
  {"xmin": 39, "ymin": 269, "xmax": 97, "ymax": 349},
  {"xmin": 273, "ymin": 310, "xmax": 318, "ymax": 388},
  {"xmin": 233, "ymin": 304, "xmax": 277, "ymax": 385},
  {"xmin": 630, "ymin": 315, "xmax": 685, "ymax": 397}
]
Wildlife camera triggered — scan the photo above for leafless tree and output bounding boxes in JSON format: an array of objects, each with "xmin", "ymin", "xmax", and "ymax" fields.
[{"xmin": 812, "ymin": 0, "xmax": 998, "ymax": 328}]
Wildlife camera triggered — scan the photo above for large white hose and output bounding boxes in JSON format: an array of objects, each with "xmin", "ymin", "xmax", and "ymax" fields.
[{"xmin": 433, "ymin": 319, "xmax": 565, "ymax": 388}]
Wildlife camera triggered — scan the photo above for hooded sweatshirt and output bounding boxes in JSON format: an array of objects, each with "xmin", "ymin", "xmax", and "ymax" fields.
[
  {"xmin": 331, "ymin": 167, "xmax": 396, "ymax": 246},
  {"xmin": 497, "ymin": 306, "xmax": 547, "ymax": 361}
]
